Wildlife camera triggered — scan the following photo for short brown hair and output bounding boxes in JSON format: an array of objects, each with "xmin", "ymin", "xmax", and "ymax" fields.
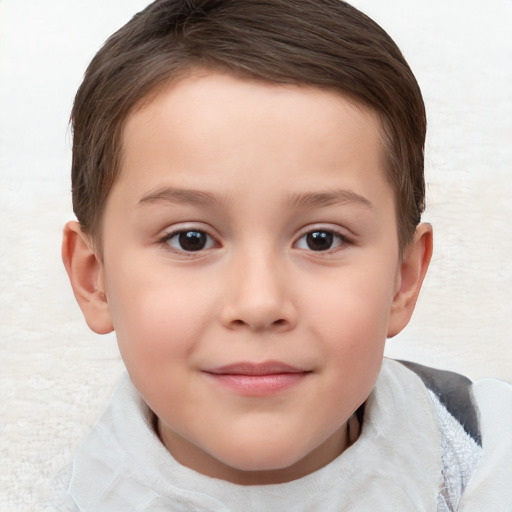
[{"xmin": 71, "ymin": 0, "xmax": 426, "ymax": 251}]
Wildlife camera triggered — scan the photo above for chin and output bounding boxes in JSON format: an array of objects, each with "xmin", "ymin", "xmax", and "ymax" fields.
[
  {"xmin": 207, "ymin": 438, "xmax": 322, "ymax": 485},
  {"xmin": 230, "ymin": 453, "xmax": 298, "ymax": 472},
  {"xmin": 218, "ymin": 442, "xmax": 293, "ymax": 469}
]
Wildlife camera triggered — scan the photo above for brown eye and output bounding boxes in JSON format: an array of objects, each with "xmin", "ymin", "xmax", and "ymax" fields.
[
  {"xmin": 306, "ymin": 231, "xmax": 333, "ymax": 251},
  {"xmin": 166, "ymin": 230, "xmax": 215, "ymax": 252},
  {"xmin": 295, "ymin": 230, "xmax": 346, "ymax": 252}
]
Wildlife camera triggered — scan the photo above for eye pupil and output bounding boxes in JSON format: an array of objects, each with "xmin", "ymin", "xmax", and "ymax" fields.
[
  {"xmin": 306, "ymin": 231, "xmax": 333, "ymax": 251},
  {"xmin": 179, "ymin": 231, "xmax": 207, "ymax": 251}
]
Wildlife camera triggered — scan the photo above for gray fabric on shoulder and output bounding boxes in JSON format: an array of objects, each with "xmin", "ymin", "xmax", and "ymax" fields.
[
  {"xmin": 399, "ymin": 360, "xmax": 482, "ymax": 445},
  {"xmin": 427, "ymin": 391, "xmax": 482, "ymax": 512}
]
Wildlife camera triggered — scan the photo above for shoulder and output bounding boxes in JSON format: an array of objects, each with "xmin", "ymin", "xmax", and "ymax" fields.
[
  {"xmin": 395, "ymin": 360, "xmax": 512, "ymax": 444},
  {"xmin": 397, "ymin": 360, "xmax": 482, "ymax": 445},
  {"xmin": 459, "ymin": 377, "xmax": 512, "ymax": 510},
  {"xmin": 393, "ymin": 360, "xmax": 512, "ymax": 510}
]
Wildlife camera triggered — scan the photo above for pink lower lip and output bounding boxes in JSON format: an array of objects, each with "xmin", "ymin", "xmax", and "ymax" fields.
[{"xmin": 204, "ymin": 372, "xmax": 309, "ymax": 396}]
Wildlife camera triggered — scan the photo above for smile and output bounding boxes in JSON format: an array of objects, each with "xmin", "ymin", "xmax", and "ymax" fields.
[{"xmin": 203, "ymin": 361, "xmax": 311, "ymax": 396}]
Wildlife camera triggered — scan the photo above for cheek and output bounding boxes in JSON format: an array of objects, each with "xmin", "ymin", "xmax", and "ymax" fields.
[
  {"xmin": 305, "ymin": 267, "xmax": 395, "ymax": 393},
  {"xmin": 308, "ymin": 267, "xmax": 396, "ymax": 342},
  {"xmin": 105, "ymin": 267, "xmax": 217, "ymax": 372}
]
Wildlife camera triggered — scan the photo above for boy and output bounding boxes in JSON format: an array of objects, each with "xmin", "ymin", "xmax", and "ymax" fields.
[{"xmin": 60, "ymin": 0, "xmax": 511, "ymax": 510}]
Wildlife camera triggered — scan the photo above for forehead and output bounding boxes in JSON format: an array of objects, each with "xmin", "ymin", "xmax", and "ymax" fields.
[{"xmin": 120, "ymin": 71, "xmax": 388, "ymax": 188}]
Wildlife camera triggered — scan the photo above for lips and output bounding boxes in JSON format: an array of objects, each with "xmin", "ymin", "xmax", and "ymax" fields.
[
  {"xmin": 206, "ymin": 361, "xmax": 307, "ymax": 375},
  {"xmin": 203, "ymin": 361, "xmax": 311, "ymax": 396}
]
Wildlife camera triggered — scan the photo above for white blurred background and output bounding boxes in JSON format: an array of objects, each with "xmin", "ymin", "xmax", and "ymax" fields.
[{"xmin": 1, "ymin": 0, "xmax": 511, "ymax": 509}]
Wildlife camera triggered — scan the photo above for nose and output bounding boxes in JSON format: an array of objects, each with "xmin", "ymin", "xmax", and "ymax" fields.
[{"xmin": 219, "ymin": 250, "xmax": 298, "ymax": 333}]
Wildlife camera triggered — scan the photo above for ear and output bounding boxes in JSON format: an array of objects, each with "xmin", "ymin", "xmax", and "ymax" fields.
[
  {"xmin": 62, "ymin": 221, "xmax": 114, "ymax": 334},
  {"xmin": 387, "ymin": 223, "xmax": 433, "ymax": 338}
]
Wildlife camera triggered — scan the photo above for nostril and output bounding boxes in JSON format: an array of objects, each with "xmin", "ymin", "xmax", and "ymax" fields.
[
  {"xmin": 227, "ymin": 317, "xmax": 289, "ymax": 331},
  {"xmin": 271, "ymin": 319, "xmax": 290, "ymax": 331}
]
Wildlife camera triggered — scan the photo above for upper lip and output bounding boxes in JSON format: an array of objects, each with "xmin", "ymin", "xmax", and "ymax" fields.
[{"xmin": 204, "ymin": 361, "xmax": 309, "ymax": 375}]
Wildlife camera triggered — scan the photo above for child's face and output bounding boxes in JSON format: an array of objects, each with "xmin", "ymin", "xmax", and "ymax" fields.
[{"xmin": 84, "ymin": 71, "xmax": 427, "ymax": 483}]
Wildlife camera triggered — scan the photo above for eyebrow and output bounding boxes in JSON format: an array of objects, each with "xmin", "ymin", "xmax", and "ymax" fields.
[
  {"xmin": 287, "ymin": 189, "xmax": 374, "ymax": 210},
  {"xmin": 138, "ymin": 186, "xmax": 373, "ymax": 210},
  {"xmin": 138, "ymin": 187, "xmax": 228, "ymax": 207}
]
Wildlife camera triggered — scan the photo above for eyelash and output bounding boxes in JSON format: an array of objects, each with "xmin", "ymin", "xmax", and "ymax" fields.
[{"xmin": 158, "ymin": 227, "xmax": 352, "ymax": 255}]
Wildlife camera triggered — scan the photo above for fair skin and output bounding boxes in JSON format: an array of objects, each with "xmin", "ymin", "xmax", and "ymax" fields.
[{"xmin": 63, "ymin": 71, "xmax": 432, "ymax": 485}]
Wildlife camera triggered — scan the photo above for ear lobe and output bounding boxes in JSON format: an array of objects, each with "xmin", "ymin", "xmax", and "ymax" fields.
[
  {"xmin": 387, "ymin": 223, "xmax": 433, "ymax": 338},
  {"xmin": 62, "ymin": 221, "xmax": 114, "ymax": 335}
]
